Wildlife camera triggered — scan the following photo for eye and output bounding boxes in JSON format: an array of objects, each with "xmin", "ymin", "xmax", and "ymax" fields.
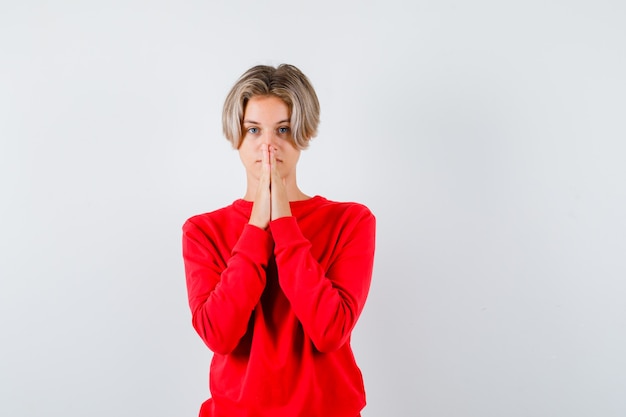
[
  {"xmin": 247, "ymin": 127, "xmax": 259, "ymax": 134},
  {"xmin": 278, "ymin": 126, "xmax": 290, "ymax": 134}
]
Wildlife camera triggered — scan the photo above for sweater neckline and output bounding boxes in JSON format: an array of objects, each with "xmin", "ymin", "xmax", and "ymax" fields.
[
  {"xmin": 233, "ymin": 195, "xmax": 326, "ymax": 214},
  {"xmin": 234, "ymin": 195, "xmax": 324, "ymax": 207}
]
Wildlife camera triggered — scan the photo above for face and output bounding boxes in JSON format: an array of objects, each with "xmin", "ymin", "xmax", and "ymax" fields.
[{"xmin": 239, "ymin": 95, "xmax": 301, "ymax": 182}]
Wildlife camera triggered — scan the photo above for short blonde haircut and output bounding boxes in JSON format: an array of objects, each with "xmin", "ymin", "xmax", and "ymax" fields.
[{"xmin": 222, "ymin": 64, "xmax": 320, "ymax": 150}]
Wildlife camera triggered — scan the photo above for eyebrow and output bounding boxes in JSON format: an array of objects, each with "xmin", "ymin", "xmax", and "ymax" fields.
[{"xmin": 243, "ymin": 119, "xmax": 290, "ymax": 125}]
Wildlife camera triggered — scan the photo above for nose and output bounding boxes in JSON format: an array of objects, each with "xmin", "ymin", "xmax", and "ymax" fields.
[{"xmin": 261, "ymin": 130, "xmax": 279, "ymax": 147}]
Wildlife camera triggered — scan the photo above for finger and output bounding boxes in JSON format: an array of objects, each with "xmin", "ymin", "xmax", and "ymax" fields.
[
  {"xmin": 250, "ymin": 144, "xmax": 271, "ymax": 229},
  {"xmin": 260, "ymin": 144, "xmax": 270, "ymax": 182},
  {"xmin": 262, "ymin": 143, "xmax": 270, "ymax": 169},
  {"xmin": 269, "ymin": 147, "xmax": 281, "ymax": 180}
]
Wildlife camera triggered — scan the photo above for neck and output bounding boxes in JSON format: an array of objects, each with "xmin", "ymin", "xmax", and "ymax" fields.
[{"xmin": 243, "ymin": 177, "xmax": 309, "ymax": 202}]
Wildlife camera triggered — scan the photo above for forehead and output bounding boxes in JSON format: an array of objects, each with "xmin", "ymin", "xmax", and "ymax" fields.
[{"xmin": 243, "ymin": 95, "xmax": 290, "ymax": 121}]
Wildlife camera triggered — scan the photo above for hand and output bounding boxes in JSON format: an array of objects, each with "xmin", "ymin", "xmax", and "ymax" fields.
[
  {"xmin": 270, "ymin": 146, "xmax": 292, "ymax": 220},
  {"xmin": 248, "ymin": 144, "xmax": 271, "ymax": 229}
]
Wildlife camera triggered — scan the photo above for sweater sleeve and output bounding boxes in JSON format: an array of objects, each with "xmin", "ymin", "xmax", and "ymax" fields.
[
  {"xmin": 269, "ymin": 208, "xmax": 376, "ymax": 353},
  {"xmin": 182, "ymin": 220, "xmax": 272, "ymax": 355}
]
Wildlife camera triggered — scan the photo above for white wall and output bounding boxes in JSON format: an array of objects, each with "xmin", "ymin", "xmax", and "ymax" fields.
[{"xmin": 1, "ymin": 1, "xmax": 625, "ymax": 416}]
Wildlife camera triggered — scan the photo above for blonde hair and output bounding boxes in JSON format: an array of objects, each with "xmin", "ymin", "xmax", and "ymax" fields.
[{"xmin": 222, "ymin": 64, "xmax": 320, "ymax": 149}]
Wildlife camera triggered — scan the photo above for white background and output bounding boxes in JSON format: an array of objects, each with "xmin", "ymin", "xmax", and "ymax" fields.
[{"xmin": 1, "ymin": 1, "xmax": 625, "ymax": 416}]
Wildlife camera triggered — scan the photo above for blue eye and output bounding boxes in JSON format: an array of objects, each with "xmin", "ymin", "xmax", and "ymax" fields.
[
  {"xmin": 278, "ymin": 127, "xmax": 290, "ymax": 134},
  {"xmin": 247, "ymin": 127, "xmax": 259, "ymax": 134}
]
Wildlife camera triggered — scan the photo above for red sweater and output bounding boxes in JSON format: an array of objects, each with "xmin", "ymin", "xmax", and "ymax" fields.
[{"xmin": 182, "ymin": 196, "xmax": 376, "ymax": 417}]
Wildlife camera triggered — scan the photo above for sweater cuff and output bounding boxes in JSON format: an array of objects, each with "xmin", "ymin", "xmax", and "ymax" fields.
[
  {"xmin": 269, "ymin": 216, "xmax": 305, "ymax": 250},
  {"xmin": 233, "ymin": 223, "xmax": 273, "ymax": 264}
]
